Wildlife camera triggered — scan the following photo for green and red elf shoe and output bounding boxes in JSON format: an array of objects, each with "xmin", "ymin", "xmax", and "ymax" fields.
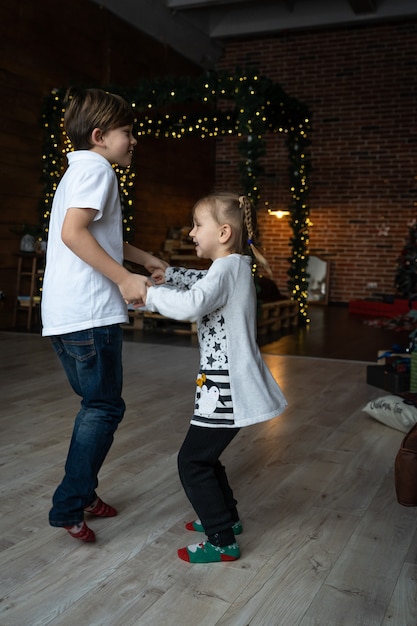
[{"xmin": 178, "ymin": 540, "xmax": 240, "ymax": 563}]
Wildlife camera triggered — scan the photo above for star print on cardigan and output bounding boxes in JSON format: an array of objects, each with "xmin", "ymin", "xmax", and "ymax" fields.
[
  {"xmin": 198, "ymin": 307, "xmax": 228, "ymax": 369},
  {"xmin": 165, "ymin": 264, "xmax": 229, "ymax": 372},
  {"xmin": 167, "ymin": 267, "xmax": 208, "ymax": 290}
]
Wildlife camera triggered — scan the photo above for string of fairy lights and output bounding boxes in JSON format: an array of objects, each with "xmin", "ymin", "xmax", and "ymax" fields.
[{"xmin": 39, "ymin": 68, "xmax": 312, "ymax": 323}]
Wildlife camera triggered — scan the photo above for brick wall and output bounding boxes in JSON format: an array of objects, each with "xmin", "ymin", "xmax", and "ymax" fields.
[
  {"xmin": 215, "ymin": 20, "xmax": 417, "ymax": 303},
  {"xmin": 0, "ymin": 0, "xmax": 213, "ymax": 329},
  {"xmin": 2, "ymin": 8, "xmax": 416, "ymax": 329}
]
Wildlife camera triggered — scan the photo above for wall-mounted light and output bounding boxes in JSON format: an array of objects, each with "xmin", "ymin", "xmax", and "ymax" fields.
[{"xmin": 268, "ymin": 209, "xmax": 290, "ymax": 219}]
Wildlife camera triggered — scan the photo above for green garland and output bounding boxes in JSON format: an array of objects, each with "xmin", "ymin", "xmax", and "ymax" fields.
[{"xmin": 39, "ymin": 68, "xmax": 311, "ymax": 323}]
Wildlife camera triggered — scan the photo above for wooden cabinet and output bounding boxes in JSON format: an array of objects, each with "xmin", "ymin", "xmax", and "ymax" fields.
[{"xmin": 13, "ymin": 253, "xmax": 44, "ymax": 330}]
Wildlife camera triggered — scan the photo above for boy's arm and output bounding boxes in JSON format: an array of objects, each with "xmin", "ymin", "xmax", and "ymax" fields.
[
  {"xmin": 62, "ymin": 208, "xmax": 148, "ymax": 304},
  {"xmin": 123, "ymin": 242, "xmax": 168, "ymax": 274}
]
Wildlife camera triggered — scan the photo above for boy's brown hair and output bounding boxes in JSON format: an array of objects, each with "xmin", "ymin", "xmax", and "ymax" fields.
[{"xmin": 63, "ymin": 87, "xmax": 134, "ymax": 150}]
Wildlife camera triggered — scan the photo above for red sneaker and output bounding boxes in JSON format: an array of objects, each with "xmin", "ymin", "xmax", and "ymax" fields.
[{"xmin": 64, "ymin": 521, "xmax": 96, "ymax": 542}]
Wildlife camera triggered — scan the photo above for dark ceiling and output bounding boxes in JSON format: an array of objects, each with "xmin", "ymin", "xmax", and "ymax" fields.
[{"xmin": 91, "ymin": 0, "xmax": 417, "ymax": 67}]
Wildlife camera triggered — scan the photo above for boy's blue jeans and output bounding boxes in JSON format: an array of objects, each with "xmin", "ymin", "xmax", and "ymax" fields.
[{"xmin": 48, "ymin": 325, "xmax": 125, "ymax": 527}]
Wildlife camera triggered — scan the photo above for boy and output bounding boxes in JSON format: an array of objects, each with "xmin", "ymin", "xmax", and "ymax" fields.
[{"xmin": 41, "ymin": 87, "xmax": 167, "ymax": 542}]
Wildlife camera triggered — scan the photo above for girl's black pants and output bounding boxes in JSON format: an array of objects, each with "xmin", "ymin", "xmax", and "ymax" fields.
[{"xmin": 178, "ymin": 424, "xmax": 240, "ymax": 546}]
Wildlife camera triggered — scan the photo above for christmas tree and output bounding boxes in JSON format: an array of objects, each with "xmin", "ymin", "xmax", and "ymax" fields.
[{"xmin": 395, "ymin": 219, "xmax": 417, "ymax": 299}]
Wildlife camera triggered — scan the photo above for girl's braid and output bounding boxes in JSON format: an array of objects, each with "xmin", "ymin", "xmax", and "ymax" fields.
[
  {"xmin": 239, "ymin": 195, "xmax": 273, "ymax": 277},
  {"xmin": 239, "ymin": 196, "xmax": 255, "ymax": 242}
]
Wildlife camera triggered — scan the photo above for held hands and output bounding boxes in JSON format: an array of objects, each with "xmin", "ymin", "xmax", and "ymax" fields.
[
  {"xmin": 119, "ymin": 272, "xmax": 151, "ymax": 307},
  {"xmin": 119, "ymin": 254, "xmax": 167, "ymax": 307},
  {"xmin": 144, "ymin": 254, "xmax": 169, "ymax": 275},
  {"xmin": 143, "ymin": 256, "xmax": 168, "ymax": 294},
  {"xmin": 150, "ymin": 268, "xmax": 166, "ymax": 285}
]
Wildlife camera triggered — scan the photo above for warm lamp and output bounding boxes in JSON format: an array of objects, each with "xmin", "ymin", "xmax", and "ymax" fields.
[{"xmin": 268, "ymin": 209, "xmax": 290, "ymax": 219}]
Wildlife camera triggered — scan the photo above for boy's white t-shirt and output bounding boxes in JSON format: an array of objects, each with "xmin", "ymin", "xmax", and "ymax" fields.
[{"xmin": 41, "ymin": 150, "xmax": 128, "ymax": 336}]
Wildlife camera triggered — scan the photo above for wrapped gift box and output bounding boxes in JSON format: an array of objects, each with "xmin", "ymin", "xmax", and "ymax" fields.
[{"xmin": 367, "ymin": 364, "xmax": 410, "ymax": 393}]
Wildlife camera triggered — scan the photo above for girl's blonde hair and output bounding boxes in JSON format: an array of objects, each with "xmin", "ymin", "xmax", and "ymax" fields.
[{"xmin": 193, "ymin": 192, "xmax": 273, "ymax": 277}]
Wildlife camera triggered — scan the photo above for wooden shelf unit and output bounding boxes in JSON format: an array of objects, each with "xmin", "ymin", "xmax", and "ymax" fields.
[
  {"xmin": 257, "ymin": 300, "xmax": 299, "ymax": 336},
  {"xmin": 125, "ymin": 309, "xmax": 197, "ymax": 334},
  {"xmin": 163, "ymin": 237, "xmax": 210, "ymax": 270},
  {"xmin": 13, "ymin": 253, "xmax": 44, "ymax": 330},
  {"xmin": 126, "ymin": 300, "xmax": 298, "ymax": 337}
]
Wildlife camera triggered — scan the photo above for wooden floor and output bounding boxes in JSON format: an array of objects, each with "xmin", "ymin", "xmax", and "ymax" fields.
[
  {"xmin": 261, "ymin": 305, "xmax": 412, "ymax": 362},
  {"xmin": 1, "ymin": 322, "xmax": 417, "ymax": 625}
]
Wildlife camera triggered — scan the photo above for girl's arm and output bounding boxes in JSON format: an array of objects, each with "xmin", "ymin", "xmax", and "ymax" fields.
[
  {"xmin": 150, "ymin": 266, "xmax": 208, "ymax": 288},
  {"xmin": 62, "ymin": 208, "xmax": 148, "ymax": 304},
  {"xmin": 165, "ymin": 266, "xmax": 208, "ymax": 290},
  {"xmin": 145, "ymin": 263, "xmax": 227, "ymax": 321}
]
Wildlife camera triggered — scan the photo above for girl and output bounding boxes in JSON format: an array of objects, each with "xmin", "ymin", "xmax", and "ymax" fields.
[{"xmin": 145, "ymin": 192, "xmax": 287, "ymax": 563}]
